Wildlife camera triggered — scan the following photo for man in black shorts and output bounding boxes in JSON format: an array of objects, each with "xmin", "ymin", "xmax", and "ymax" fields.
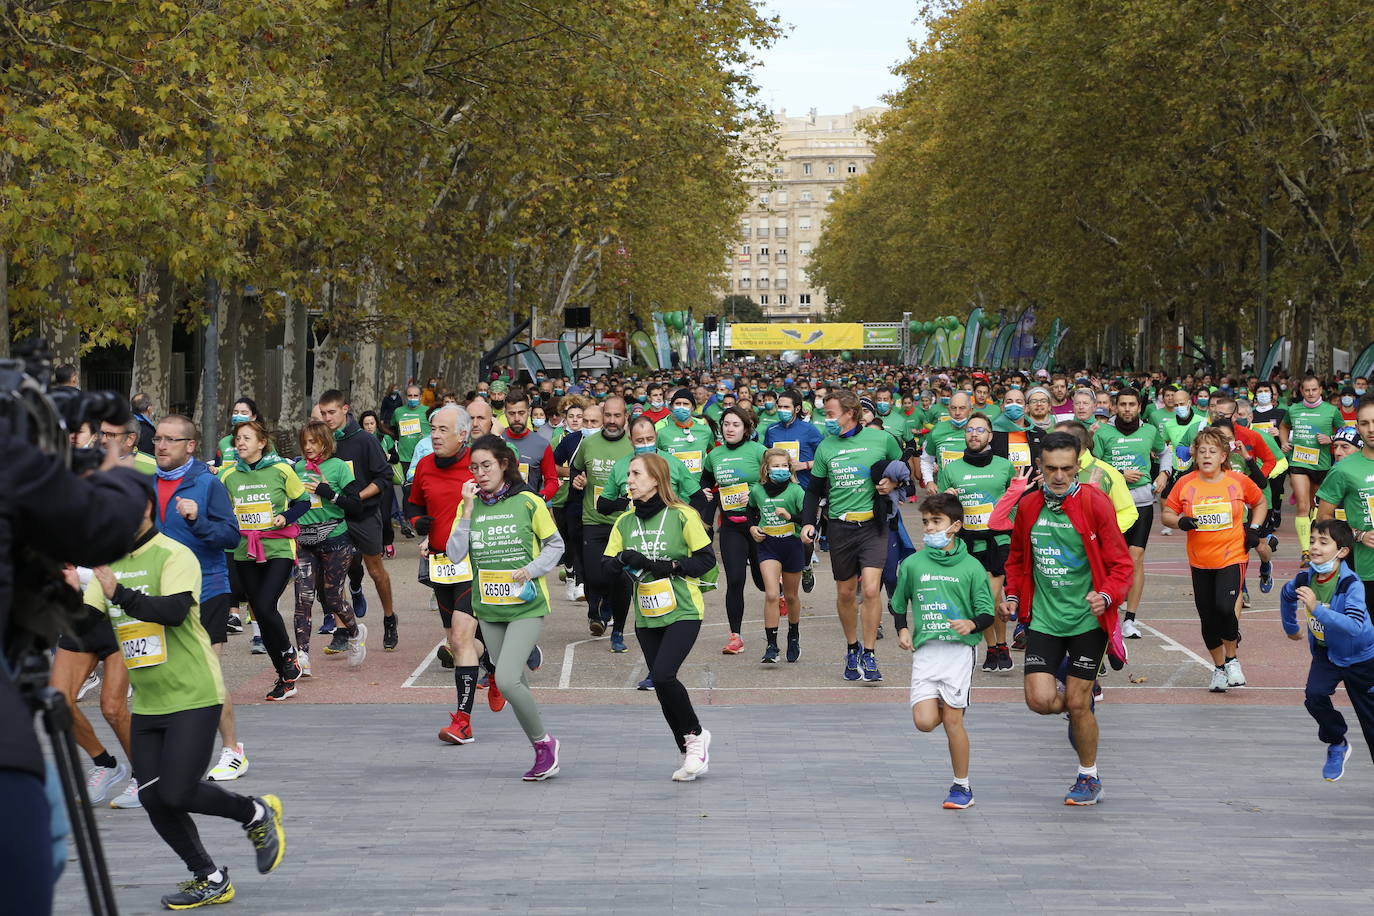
[
  {"xmin": 1001, "ymin": 432, "xmax": 1134, "ymax": 805},
  {"xmin": 320, "ymin": 390, "xmax": 399, "ymax": 650}
]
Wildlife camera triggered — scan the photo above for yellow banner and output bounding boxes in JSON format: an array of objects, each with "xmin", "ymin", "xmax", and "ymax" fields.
[{"xmin": 730, "ymin": 323, "xmax": 863, "ymax": 350}]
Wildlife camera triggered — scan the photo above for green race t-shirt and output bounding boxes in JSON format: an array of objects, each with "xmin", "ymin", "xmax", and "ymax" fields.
[
  {"xmin": 890, "ymin": 539, "xmax": 994, "ymax": 649},
  {"xmin": 812, "ymin": 426, "xmax": 902, "ymax": 520},
  {"xmin": 937, "ymin": 455, "xmax": 1014, "ymax": 548},
  {"xmin": 1316, "ymin": 453, "xmax": 1374, "ymax": 579},
  {"xmin": 571, "ymin": 431, "xmax": 634, "ymax": 525},
  {"xmin": 606, "ymin": 503, "xmax": 713, "ymax": 628},
  {"xmin": 292, "ymin": 456, "xmax": 354, "ymax": 535},
  {"xmin": 467, "ymin": 490, "xmax": 558, "ymax": 622},
  {"xmin": 1160, "ymin": 413, "xmax": 1204, "ymax": 473},
  {"xmin": 655, "ymin": 417, "xmax": 715, "ymax": 480},
  {"xmin": 1027, "ymin": 504, "xmax": 1097, "ymax": 637},
  {"xmin": 603, "ymin": 449, "xmax": 701, "ymax": 502},
  {"xmin": 218, "ymin": 459, "xmax": 307, "ymax": 561},
  {"xmin": 84, "ymin": 532, "xmax": 225, "ymax": 715},
  {"xmin": 1093, "ymin": 422, "xmax": 1164, "ymax": 490},
  {"xmin": 1285, "ymin": 402, "xmax": 1342, "ymax": 470},
  {"xmin": 749, "ymin": 481, "xmax": 805, "ymax": 537},
  {"xmin": 704, "ymin": 440, "xmax": 766, "ymax": 515},
  {"xmin": 391, "ymin": 405, "xmax": 431, "ymax": 464}
]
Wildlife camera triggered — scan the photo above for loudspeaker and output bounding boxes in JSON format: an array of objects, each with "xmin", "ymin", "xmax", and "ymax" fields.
[
  {"xmin": 564, "ymin": 306, "xmax": 591, "ymax": 328},
  {"xmin": 703, "ymin": 315, "xmax": 718, "ymax": 332}
]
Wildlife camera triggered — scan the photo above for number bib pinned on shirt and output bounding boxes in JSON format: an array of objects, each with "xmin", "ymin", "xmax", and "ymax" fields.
[
  {"xmin": 428, "ymin": 552, "xmax": 472, "ymax": 584},
  {"xmin": 398, "ymin": 417, "xmax": 422, "ymax": 437},
  {"xmin": 719, "ymin": 483, "xmax": 749, "ymax": 511},
  {"xmin": 964, "ymin": 502, "xmax": 993, "ymax": 531},
  {"xmin": 776, "ymin": 441, "xmax": 800, "ymax": 463},
  {"xmin": 1292, "ymin": 444, "xmax": 1320, "ymax": 466},
  {"xmin": 1007, "ymin": 442, "xmax": 1032, "ymax": 468},
  {"xmin": 636, "ymin": 578, "xmax": 677, "ymax": 617},
  {"xmin": 478, "ymin": 569, "xmax": 521, "ymax": 604},
  {"xmin": 117, "ymin": 620, "xmax": 167, "ymax": 669},
  {"xmin": 940, "ymin": 448, "xmax": 963, "ymax": 468},
  {"xmin": 674, "ymin": 451, "xmax": 703, "ymax": 474},
  {"xmin": 234, "ymin": 498, "xmax": 274, "ymax": 531},
  {"xmin": 1194, "ymin": 498, "xmax": 1233, "ymax": 531}
]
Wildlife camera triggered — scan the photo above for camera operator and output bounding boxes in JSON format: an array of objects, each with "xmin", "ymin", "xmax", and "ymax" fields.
[{"xmin": 1, "ymin": 432, "xmax": 150, "ymax": 915}]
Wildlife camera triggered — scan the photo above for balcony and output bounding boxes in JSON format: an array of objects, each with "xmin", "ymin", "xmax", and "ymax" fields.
[
  {"xmin": 758, "ymin": 278, "xmax": 770, "ymax": 289},
  {"xmin": 740, "ymin": 228, "xmax": 751, "ymax": 238},
  {"xmin": 774, "ymin": 278, "xmax": 787, "ymax": 289},
  {"xmin": 755, "ymin": 227, "xmax": 769, "ymax": 239},
  {"xmin": 774, "ymin": 228, "xmax": 788, "ymax": 239},
  {"xmin": 738, "ymin": 278, "xmax": 751, "ymax": 289}
]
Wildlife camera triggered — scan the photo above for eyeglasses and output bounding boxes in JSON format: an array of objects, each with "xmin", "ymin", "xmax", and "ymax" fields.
[
  {"xmin": 472, "ymin": 461, "xmax": 501, "ymax": 472},
  {"xmin": 99, "ymin": 431, "xmax": 134, "ymax": 440},
  {"xmin": 150, "ymin": 437, "xmax": 193, "ymax": 445}
]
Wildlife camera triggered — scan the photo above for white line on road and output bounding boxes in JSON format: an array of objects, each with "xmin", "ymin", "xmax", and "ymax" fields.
[
  {"xmin": 1137, "ymin": 622, "xmax": 1214, "ymax": 669},
  {"xmin": 402, "ymin": 642, "xmax": 442, "ymax": 688}
]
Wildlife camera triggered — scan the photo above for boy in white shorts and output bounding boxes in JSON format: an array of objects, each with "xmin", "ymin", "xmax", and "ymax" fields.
[{"xmin": 892, "ymin": 492, "xmax": 996, "ymax": 809}]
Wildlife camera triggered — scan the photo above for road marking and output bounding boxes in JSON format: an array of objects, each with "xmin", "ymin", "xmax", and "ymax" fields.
[
  {"xmin": 1137, "ymin": 622, "xmax": 1213, "ymax": 669},
  {"xmin": 559, "ymin": 634, "xmax": 611, "ymax": 689},
  {"xmin": 402, "ymin": 642, "xmax": 442, "ymax": 688},
  {"xmin": 395, "ymin": 684, "xmax": 1307, "ymax": 692}
]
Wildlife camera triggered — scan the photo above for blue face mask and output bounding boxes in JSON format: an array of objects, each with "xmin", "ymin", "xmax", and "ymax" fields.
[
  {"xmin": 518, "ymin": 579, "xmax": 539, "ymax": 603},
  {"xmin": 1255, "ymin": 391, "xmax": 1272, "ymax": 406},
  {"xmin": 939, "ymin": 397, "xmax": 951, "ymax": 406},
  {"xmin": 1002, "ymin": 403, "xmax": 1025, "ymax": 421},
  {"xmin": 1175, "ymin": 404, "xmax": 1191, "ymax": 419},
  {"xmin": 231, "ymin": 413, "xmax": 251, "ymax": 425},
  {"xmin": 554, "ymin": 388, "xmax": 565, "ymax": 397},
  {"xmin": 824, "ymin": 418, "xmax": 842, "ymax": 436},
  {"xmin": 950, "ymin": 416, "xmax": 968, "ymax": 428},
  {"xmin": 1310, "ymin": 557, "xmax": 1337, "ymax": 575},
  {"xmin": 1357, "ymin": 388, "xmax": 1367, "ymax": 397},
  {"xmin": 670, "ymin": 405, "xmax": 693, "ymax": 423},
  {"xmin": 923, "ymin": 526, "xmax": 953, "ymax": 550},
  {"xmin": 875, "ymin": 402, "xmax": 891, "ymax": 416},
  {"xmin": 532, "ymin": 417, "xmax": 546, "ymax": 429},
  {"xmin": 1197, "ymin": 398, "xmax": 1210, "ymax": 408},
  {"xmin": 764, "ymin": 401, "xmax": 777, "ymax": 412},
  {"xmin": 406, "ymin": 398, "xmax": 420, "ymax": 408},
  {"xmin": 633, "ymin": 443, "xmax": 656, "ymax": 455},
  {"xmin": 777, "ymin": 408, "xmax": 793, "ymax": 424},
  {"xmin": 768, "ymin": 467, "xmax": 791, "ymax": 483},
  {"xmin": 1342, "ymin": 395, "xmax": 1355, "ymax": 407},
  {"xmin": 1042, "ymin": 480, "xmax": 1080, "ymax": 510}
]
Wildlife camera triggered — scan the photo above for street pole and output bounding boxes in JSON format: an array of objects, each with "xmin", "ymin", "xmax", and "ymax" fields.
[{"xmin": 200, "ymin": 137, "xmax": 218, "ymax": 462}]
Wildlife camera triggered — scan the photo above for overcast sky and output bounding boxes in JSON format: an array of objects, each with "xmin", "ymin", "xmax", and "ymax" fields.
[{"xmin": 751, "ymin": 0, "xmax": 926, "ymax": 116}]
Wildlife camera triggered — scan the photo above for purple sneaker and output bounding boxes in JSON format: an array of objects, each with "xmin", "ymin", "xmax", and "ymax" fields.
[{"xmin": 523, "ymin": 735, "xmax": 560, "ymax": 781}]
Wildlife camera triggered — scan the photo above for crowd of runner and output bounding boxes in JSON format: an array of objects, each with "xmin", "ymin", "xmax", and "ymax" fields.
[{"xmin": 50, "ymin": 358, "xmax": 1374, "ymax": 908}]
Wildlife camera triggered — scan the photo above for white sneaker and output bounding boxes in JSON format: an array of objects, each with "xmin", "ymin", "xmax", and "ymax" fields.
[
  {"xmin": 206, "ymin": 744, "xmax": 249, "ymax": 781},
  {"xmin": 77, "ymin": 672, "xmax": 101, "ymax": 702},
  {"xmin": 429, "ymin": 593, "xmax": 439, "ymax": 612},
  {"xmin": 673, "ymin": 729, "xmax": 711, "ymax": 781},
  {"xmin": 298, "ymin": 650, "xmax": 312, "ymax": 678},
  {"xmin": 1209, "ymin": 668, "xmax": 1229, "ymax": 693},
  {"xmin": 1121, "ymin": 618, "xmax": 1142, "ymax": 640},
  {"xmin": 110, "ymin": 781, "xmax": 141, "ymax": 809},
  {"xmin": 348, "ymin": 622, "xmax": 368, "ymax": 668},
  {"xmin": 574, "ymin": 583, "xmax": 586, "ymax": 602},
  {"xmin": 564, "ymin": 580, "xmax": 577, "ymax": 602},
  {"xmin": 1224, "ymin": 658, "xmax": 1246, "ymax": 687},
  {"xmin": 1160, "ymin": 527, "xmax": 1172, "ymax": 536},
  {"xmin": 85, "ymin": 760, "xmax": 129, "ymax": 806}
]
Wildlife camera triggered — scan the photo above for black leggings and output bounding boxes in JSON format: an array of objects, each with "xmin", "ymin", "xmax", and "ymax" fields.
[
  {"xmin": 552, "ymin": 504, "xmax": 574, "ymax": 574},
  {"xmin": 583, "ymin": 522, "xmax": 632, "ymax": 632},
  {"xmin": 1268, "ymin": 474, "xmax": 1286, "ymax": 527},
  {"xmin": 636, "ymin": 619, "xmax": 703, "ymax": 753},
  {"xmin": 1190, "ymin": 565, "xmax": 1242, "ymax": 651},
  {"xmin": 235, "ymin": 557, "xmax": 296, "ymax": 676},
  {"xmin": 133, "ymin": 706, "xmax": 256, "ymax": 877},
  {"xmin": 718, "ymin": 519, "xmax": 763, "ymax": 634}
]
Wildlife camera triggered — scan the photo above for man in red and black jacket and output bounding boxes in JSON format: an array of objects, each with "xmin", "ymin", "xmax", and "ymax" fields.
[{"xmin": 999, "ymin": 431, "xmax": 1134, "ymax": 807}]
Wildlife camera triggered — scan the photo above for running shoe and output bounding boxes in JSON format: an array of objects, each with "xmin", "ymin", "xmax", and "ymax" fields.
[
  {"xmin": 801, "ymin": 567, "xmax": 815, "ymax": 593},
  {"xmin": 351, "ymin": 587, "xmax": 369, "ymax": 618},
  {"xmin": 722, "ymin": 634, "xmax": 744, "ymax": 655},
  {"xmin": 160, "ymin": 869, "xmax": 234, "ymax": 910},
  {"xmin": 77, "ymin": 672, "xmax": 101, "ymax": 702},
  {"xmin": 317, "ymin": 615, "xmax": 336, "ymax": 636},
  {"xmin": 347, "ymin": 622, "xmax": 368, "ymax": 667},
  {"xmin": 982, "ymin": 649, "xmax": 998, "ymax": 672},
  {"xmin": 817, "ymin": 535, "xmax": 829, "ymax": 552},
  {"xmin": 1224, "ymin": 658, "xmax": 1246, "ymax": 687},
  {"xmin": 942, "ymin": 783, "xmax": 974, "ymax": 810},
  {"xmin": 244, "ymin": 795, "xmax": 285, "ymax": 874},
  {"xmin": 265, "ymin": 678, "xmax": 297, "ymax": 702},
  {"xmin": 1092, "ymin": 681, "xmax": 1104, "ymax": 703},
  {"xmin": 574, "ymin": 583, "xmax": 586, "ymax": 602},
  {"xmin": 610, "ymin": 631, "xmax": 628, "ymax": 653},
  {"xmin": 297, "ymin": 651, "xmax": 312, "ymax": 678},
  {"xmin": 876, "ymin": 623, "xmax": 884, "ymax": 640},
  {"xmin": 488, "ymin": 680, "xmax": 507, "ymax": 713},
  {"xmin": 523, "ymin": 735, "xmax": 560, "ymax": 781},
  {"xmin": 1208, "ymin": 668, "xmax": 1229, "ymax": 693},
  {"xmin": 761, "ymin": 644, "xmax": 780, "ymax": 664},
  {"xmin": 997, "ymin": 645, "xmax": 1015, "ymax": 671},
  {"xmin": 1121, "ymin": 618, "xmax": 1142, "ymax": 640},
  {"xmin": 1064, "ymin": 774, "xmax": 1103, "ymax": 806},
  {"xmin": 401, "ymin": 521, "xmax": 415, "ymax": 539},
  {"xmin": 207, "ymin": 745, "xmax": 249, "ymax": 781},
  {"xmin": 1241, "ymin": 586, "xmax": 1252, "ymax": 609},
  {"xmin": 637, "ymin": 676, "xmax": 654, "ymax": 690},
  {"xmin": 1324, "ymin": 741, "xmax": 1351, "ymax": 781},
  {"xmin": 436, "ymin": 643, "xmax": 455, "ymax": 669},
  {"xmin": 1259, "ymin": 561, "xmax": 1273, "ymax": 593},
  {"xmin": 861, "ymin": 651, "xmax": 882, "ymax": 682},
  {"xmin": 673, "ymin": 729, "xmax": 710, "ymax": 781},
  {"xmin": 589, "ymin": 617, "xmax": 606, "ymax": 637},
  {"xmin": 249, "ymin": 635, "xmax": 266, "ymax": 655},
  {"xmin": 843, "ymin": 647, "xmax": 862, "ymax": 681},
  {"xmin": 527, "ymin": 645, "xmax": 543, "ymax": 671},
  {"xmin": 786, "ymin": 632, "xmax": 801, "ymax": 663},
  {"xmin": 564, "ymin": 580, "xmax": 577, "ymax": 602},
  {"xmin": 322, "ymin": 629, "xmax": 350, "ymax": 656},
  {"xmin": 439, "ymin": 711, "xmax": 474, "ymax": 744},
  {"xmin": 1160, "ymin": 526, "xmax": 1171, "ymax": 536},
  {"xmin": 1011, "ymin": 623, "xmax": 1027, "ymax": 650},
  {"xmin": 85, "ymin": 760, "xmax": 129, "ymax": 807},
  {"xmin": 280, "ymin": 652, "xmax": 302, "ymax": 684},
  {"xmin": 1300, "ymin": 551, "xmax": 1311, "ymax": 570},
  {"xmin": 226, "ymin": 614, "xmax": 243, "ymax": 634},
  {"xmin": 478, "ymin": 671, "xmax": 490, "ymax": 689},
  {"xmin": 383, "ymin": 614, "xmax": 398, "ymax": 651},
  {"xmin": 110, "ymin": 781, "xmax": 141, "ymax": 809},
  {"xmin": 383, "ymin": 544, "xmax": 396, "ymax": 559}
]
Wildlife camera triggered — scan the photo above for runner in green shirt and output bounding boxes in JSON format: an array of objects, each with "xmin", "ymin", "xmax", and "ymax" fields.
[
  {"xmin": 391, "ymin": 384, "xmax": 432, "ymax": 466},
  {"xmin": 600, "ymin": 416, "xmax": 701, "ymax": 510},
  {"xmin": 655, "ymin": 388, "xmax": 715, "ymax": 485},
  {"xmin": 748, "ymin": 450, "xmax": 807, "ymax": 663},
  {"xmin": 920, "ymin": 392, "xmax": 974, "ymax": 490},
  {"xmin": 702, "ymin": 409, "xmax": 767, "ymax": 653},
  {"xmin": 1316, "ymin": 399, "xmax": 1374, "ymax": 588},
  {"xmin": 570, "ymin": 396, "xmax": 635, "ymax": 647},
  {"xmin": 216, "ymin": 399, "xmax": 260, "ymax": 467},
  {"xmin": 1283, "ymin": 375, "xmax": 1344, "ymax": 565}
]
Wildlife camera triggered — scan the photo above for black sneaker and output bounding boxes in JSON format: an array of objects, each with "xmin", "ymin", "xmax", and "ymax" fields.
[
  {"xmin": 322, "ymin": 629, "xmax": 350, "ymax": 656},
  {"xmin": 244, "ymin": 795, "xmax": 285, "ymax": 874},
  {"xmin": 383, "ymin": 615, "xmax": 399, "ymax": 651},
  {"xmin": 761, "ymin": 644, "xmax": 780, "ymax": 664},
  {"xmin": 786, "ymin": 632, "xmax": 800, "ymax": 663},
  {"xmin": 279, "ymin": 652, "xmax": 302, "ymax": 684},
  {"xmin": 264, "ymin": 679, "xmax": 296, "ymax": 702},
  {"xmin": 876, "ymin": 623, "xmax": 884, "ymax": 640},
  {"xmin": 997, "ymin": 645, "xmax": 1015, "ymax": 671},
  {"xmin": 801, "ymin": 567, "xmax": 815, "ymax": 593},
  {"xmin": 437, "ymin": 643, "xmax": 455, "ymax": 669},
  {"xmin": 226, "ymin": 614, "xmax": 243, "ymax": 635},
  {"xmin": 982, "ymin": 650, "xmax": 998, "ymax": 672},
  {"xmin": 160, "ymin": 868, "xmax": 234, "ymax": 909}
]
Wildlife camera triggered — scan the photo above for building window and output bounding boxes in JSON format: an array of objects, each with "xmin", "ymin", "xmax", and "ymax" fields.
[
  {"xmin": 773, "ymin": 166, "xmax": 784, "ymax": 175},
  {"xmin": 799, "ymin": 242, "xmax": 812, "ymax": 255},
  {"xmin": 802, "ymin": 163, "xmax": 812, "ymax": 176},
  {"xmin": 825, "ymin": 189, "xmax": 835, "ymax": 202},
  {"xmin": 759, "ymin": 193, "xmax": 769, "ymax": 206},
  {"xmin": 739, "ymin": 277, "xmax": 751, "ymax": 289},
  {"xmin": 800, "ymin": 190, "xmax": 812, "ymax": 202},
  {"xmin": 798, "ymin": 217, "xmax": 811, "ymax": 231},
  {"xmin": 759, "ymin": 295, "xmax": 769, "ymax": 305},
  {"xmin": 759, "ymin": 246, "xmax": 768, "ymax": 256},
  {"xmin": 756, "ymin": 226, "xmax": 769, "ymax": 238},
  {"xmin": 758, "ymin": 276, "xmax": 769, "ymax": 289},
  {"xmin": 847, "ymin": 162, "xmax": 858, "ymax": 174},
  {"xmin": 826, "ymin": 163, "xmax": 836, "ymax": 174},
  {"xmin": 776, "ymin": 248, "xmax": 787, "ymax": 262},
  {"xmin": 799, "ymin": 294, "xmax": 812, "ymax": 305},
  {"xmin": 777, "ymin": 294, "xmax": 787, "ymax": 305},
  {"xmin": 775, "ymin": 191, "xmax": 788, "ymax": 205},
  {"xmin": 775, "ymin": 278, "xmax": 787, "ymax": 289}
]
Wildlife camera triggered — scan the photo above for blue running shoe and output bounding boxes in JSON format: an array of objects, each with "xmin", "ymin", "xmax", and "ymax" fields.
[
  {"xmin": 843, "ymin": 647, "xmax": 862, "ymax": 681},
  {"xmin": 609, "ymin": 632, "xmax": 628, "ymax": 653},
  {"xmin": 1259, "ymin": 561, "xmax": 1273, "ymax": 593},
  {"xmin": 942, "ymin": 783, "xmax": 974, "ymax": 809},
  {"xmin": 317, "ymin": 614, "xmax": 336, "ymax": 636},
  {"xmin": 526, "ymin": 645, "xmax": 543, "ymax": 671},
  {"xmin": 1064, "ymin": 773, "xmax": 1104, "ymax": 806},
  {"xmin": 351, "ymin": 588, "xmax": 368, "ymax": 619},
  {"xmin": 1323, "ymin": 741, "xmax": 1351, "ymax": 781},
  {"xmin": 860, "ymin": 651, "xmax": 882, "ymax": 682},
  {"xmin": 636, "ymin": 676, "xmax": 653, "ymax": 691},
  {"xmin": 818, "ymin": 535, "xmax": 829, "ymax": 553}
]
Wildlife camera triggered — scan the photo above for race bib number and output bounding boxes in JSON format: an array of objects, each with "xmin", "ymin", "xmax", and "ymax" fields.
[
  {"xmin": 428, "ymin": 552, "xmax": 472, "ymax": 584},
  {"xmin": 939, "ymin": 448, "xmax": 962, "ymax": 468},
  {"xmin": 776, "ymin": 441, "xmax": 800, "ymax": 463},
  {"xmin": 478, "ymin": 569, "xmax": 521, "ymax": 605},
  {"xmin": 1252, "ymin": 420, "xmax": 1276, "ymax": 434},
  {"xmin": 761, "ymin": 522, "xmax": 793, "ymax": 536},
  {"xmin": 1335, "ymin": 507, "xmax": 1347, "ymax": 521},
  {"xmin": 1308, "ymin": 612, "xmax": 1326, "ymax": 642},
  {"xmin": 1007, "ymin": 442, "xmax": 1031, "ymax": 468},
  {"xmin": 234, "ymin": 498, "xmax": 274, "ymax": 531},
  {"xmin": 592, "ymin": 485, "xmax": 604, "ymax": 505},
  {"xmin": 636, "ymin": 578, "xmax": 677, "ymax": 617},
  {"xmin": 309, "ymin": 493, "xmax": 322, "ymax": 509},
  {"xmin": 674, "ymin": 451, "xmax": 703, "ymax": 474},
  {"xmin": 118, "ymin": 621, "xmax": 167, "ymax": 669},
  {"xmin": 1292, "ymin": 444, "xmax": 1320, "ymax": 465},
  {"xmin": 519, "ymin": 462, "xmax": 530, "ymax": 482},
  {"xmin": 964, "ymin": 502, "xmax": 993, "ymax": 531},
  {"xmin": 1194, "ymin": 499, "xmax": 1232, "ymax": 531},
  {"xmin": 398, "ymin": 417, "xmax": 422, "ymax": 437},
  {"xmin": 719, "ymin": 483, "xmax": 749, "ymax": 511}
]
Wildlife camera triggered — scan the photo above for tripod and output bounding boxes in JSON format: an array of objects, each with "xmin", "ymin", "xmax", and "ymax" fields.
[{"xmin": 21, "ymin": 653, "xmax": 120, "ymax": 916}]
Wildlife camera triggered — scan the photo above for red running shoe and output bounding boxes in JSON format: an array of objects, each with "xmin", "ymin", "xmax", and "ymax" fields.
[
  {"xmin": 722, "ymin": 634, "xmax": 745, "ymax": 655},
  {"xmin": 438, "ymin": 711, "xmax": 474, "ymax": 744},
  {"xmin": 488, "ymin": 680, "xmax": 507, "ymax": 712}
]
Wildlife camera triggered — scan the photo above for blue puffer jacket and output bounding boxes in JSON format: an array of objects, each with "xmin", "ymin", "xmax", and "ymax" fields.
[
  {"xmin": 153, "ymin": 459, "xmax": 241, "ymax": 599},
  {"xmin": 1281, "ymin": 563, "xmax": 1374, "ymax": 667}
]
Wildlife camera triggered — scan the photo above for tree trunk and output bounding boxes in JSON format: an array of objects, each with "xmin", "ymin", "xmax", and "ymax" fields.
[
  {"xmin": 280, "ymin": 294, "xmax": 308, "ymax": 429},
  {"xmin": 218, "ymin": 291, "xmax": 241, "ymax": 415},
  {"xmin": 1291, "ymin": 297, "xmax": 1311, "ymax": 376},
  {"xmin": 0, "ymin": 245, "xmax": 9, "ymax": 359},
  {"xmin": 1313, "ymin": 296, "xmax": 1333, "ymax": 378},
  {"xmin": 237, "ymin": 293, "xmax": 267, "ymax": 411},
  {"xmin": 348, "ymin": 275, "xmax": 382, "ymax": 411},
  {"xmin": 311, "ymin": 323, "xmax": 339, "ymax": 403},
  {"xmin": 43, "ymin": 254, "xmax": 81, "ymax": 367},
  {"xmin": 131, "ymin": 266, "xmax": 175, "ymax": 412}
]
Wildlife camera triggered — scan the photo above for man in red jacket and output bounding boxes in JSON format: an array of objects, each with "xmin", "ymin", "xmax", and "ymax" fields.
[{"xmin": 1000, "ymin": 431, "xmax": 1134, "ymax": 806}]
